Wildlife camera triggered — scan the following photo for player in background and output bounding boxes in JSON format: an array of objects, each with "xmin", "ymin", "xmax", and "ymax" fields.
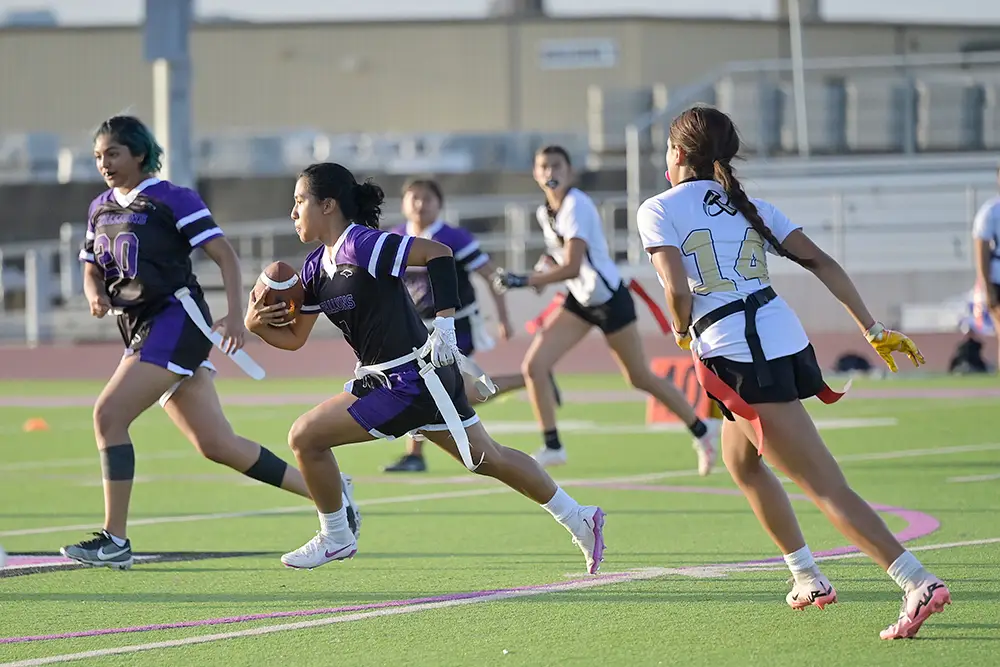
[
  {"xmin": 494, "ymin": 145, "xmax": 717, "ymax": 475},
  {"xmin": 245, "ymin": 162, "xmax": 605, "ymax": 573},
  {"xmin": 972, "ymin": 166, "xmax": 1000, "ymax": 368},
  {"xmin": 638, "ymin": 106, "xmax": 950, "ymax": 640},
  {"xmin": 382, "ymin": 177, "xmax": 561, "ymax": 473},
  {"xmin": 60, "ymin": 115, "xmax": 358, "ymax": 571}
]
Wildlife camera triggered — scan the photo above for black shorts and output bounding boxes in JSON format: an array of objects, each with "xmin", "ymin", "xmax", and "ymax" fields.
[
  {"xmin": 346, "ymin": 361, "xmax": 478, "ymax": 440},
  {"xmin": 700, "ymin": 344, "xmax": 827, "ymax": 421},
  {"xmin": 562, "ymin": 282, "xmax": 637, "ymax": 335},
  {"xmin": 118, "ymin": 295, "xmax": 214, "ymax": 377},
  {"xmin": 989, "ymin": 283, "xmax": 1000, "ymax": 305}
]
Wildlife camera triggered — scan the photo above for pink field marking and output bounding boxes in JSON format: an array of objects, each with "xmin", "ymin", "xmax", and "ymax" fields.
[
  {"xmin": 581, "ymin": 483, "xmax": 939, "ymax": 565},
  {"xmin": 0, "ymin": 484, "xmax": 940, "ymax": 646}
]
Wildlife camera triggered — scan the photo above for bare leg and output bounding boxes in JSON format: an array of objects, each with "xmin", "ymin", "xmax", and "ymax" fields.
[
  {"xmin": 422, "ymin": 421, "xmax": 556, "ymax": 502},
  {"xmin": 745, "ymin": 401, "xmax": 903, "ymax": 569},
  {"xmin": 278, "ymin": 392, "xmax": 377, "ymax": 569},
  {"xmin": 604, "ymin": 322, "xmax": 716, "ymax": 475},
  {"xmin": 164, "ymin": 368, "xmax": 310, "ymax": 498},
  {"xmin": 605, "ymin": 322, "xmax": 700, "ymax": 426},
  {"xmin": 422, "ymin": 420, "xmax": 607, "ymax": 574},
  {"xmin": 521, "ymin": 309, "xmax": 590, "ymax": 460},
  {"xmin": 721, "ymin": 419, "xmax": 805, "ymax": 554},
  {"xmin": 92, "ymin": 356, "xmax": 181, "ymax": 538},
  {"xmin": 287, "ymin": 392, "xmax": 373, "ymax": 512}
]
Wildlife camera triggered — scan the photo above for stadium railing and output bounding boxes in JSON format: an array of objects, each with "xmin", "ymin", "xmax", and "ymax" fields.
[{"xmin": 1, "ymin": 169, "xmax": 991, "ymax": 344}]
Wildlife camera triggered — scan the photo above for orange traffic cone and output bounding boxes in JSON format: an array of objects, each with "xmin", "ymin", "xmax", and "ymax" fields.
[{"xmin": 22, "ymin": 418, "xmax": 49, "ymax": 432}]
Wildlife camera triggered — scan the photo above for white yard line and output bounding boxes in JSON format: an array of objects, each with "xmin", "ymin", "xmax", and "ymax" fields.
[
  {"xmin": 947, "ymin": 472, "xmax": 1000, "ymax": 484},
  {"xmin": 4, "ymin": 441, "xmax": 998, "ymax": 539},
  {"xmin": 0, "ymin": 452, "xmax": 188, "ymax": 473},
  {"xmin": 6, "ymin": 536, "xmax": 999, "ymax": 667}
]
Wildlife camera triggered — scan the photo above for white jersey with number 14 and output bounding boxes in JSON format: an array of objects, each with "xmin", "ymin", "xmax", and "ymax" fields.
[{"xmin": 636, "ymin": 179, "xmax": 810, "ymax": 364}]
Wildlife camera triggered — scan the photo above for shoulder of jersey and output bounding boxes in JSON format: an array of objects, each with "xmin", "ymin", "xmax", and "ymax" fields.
[
  {"xmin": 639, "ymin": 187, "xmax": 677, "ymax": 210},
  {"xmin": 748, "ymin": 196, "xmax": 779, "ymax": 218},
  {"xmin": 565, "ymin": 187, "xmax": 594, "ymax": 208},
  {"xmin": 301, "ymin": 245, "xmax": 325, "ymax": 278},
  {"xmin": 88, "ymin": 189, "xmax": 116, "ymax": 217}
]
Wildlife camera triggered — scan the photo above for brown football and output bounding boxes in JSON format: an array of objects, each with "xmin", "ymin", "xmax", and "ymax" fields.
[{"xmin": 252, "ymin": 261, "xmax": 305, "ymax": 327}]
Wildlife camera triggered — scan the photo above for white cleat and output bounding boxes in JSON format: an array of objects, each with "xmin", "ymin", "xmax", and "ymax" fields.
[
  {"xmin": 693, "ymin": 419, "xmax": 720, "ymax": 477},
  {"xmin": 281, "ymin": 532, "xmax": 357, "ymax": 570},
  {"xmin": 786, "ymin": 574, "xmax": 838, "ymax": 610},
  {"xmin": 880, "ymin": 576, "xmax": 952, "ymax": 640},
  {"xmin": 532, "ymin": 446, "xmax": 568, "ymax": 468},
  {"xmin": 564, "ymin": 506, "xmax": 606, "ymax": 575}
]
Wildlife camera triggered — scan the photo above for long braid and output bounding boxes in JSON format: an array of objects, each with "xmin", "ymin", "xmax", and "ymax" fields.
[{"xmin": 712, "ymin": 159, "xmax": 814, "ymax": 269}]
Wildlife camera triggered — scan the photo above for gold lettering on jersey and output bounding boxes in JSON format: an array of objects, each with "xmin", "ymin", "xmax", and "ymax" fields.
[
  {"xmin": 681, "ymin": 228, "xmax": 769, "ymax": 295},
  {"xmin": 734, "ymin": 228, "xmax": 769, "ymax": 283}
]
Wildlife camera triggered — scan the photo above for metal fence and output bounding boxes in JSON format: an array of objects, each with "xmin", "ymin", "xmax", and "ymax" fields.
[{"xmin": 1, "ymin": 168, "xmax": 993, "ymax": 344}]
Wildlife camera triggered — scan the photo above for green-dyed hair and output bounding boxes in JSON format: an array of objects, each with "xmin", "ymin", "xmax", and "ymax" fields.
[{"xmin": 94, "ymin": 115, "xmax": 164, "ymax": 174}]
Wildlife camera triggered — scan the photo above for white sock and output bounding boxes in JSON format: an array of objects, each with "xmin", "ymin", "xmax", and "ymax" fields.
[
  {"xmin": 887, "ymin": 550, "xmax": 927, "ymax": 593},
  {"xmin": 105, "ymin": 532, "xmax": 127, "ymax": 548},
  {"xmin": 318, "ymin": 507, "xmax": 352, "ymax": 541},
  {"xmin": 783, "ymin": 545, "xmax": 819, "ymax": 584},
  {"xmin": 541, "ymin": 487, "xmax": 580, "ymax": 524}
]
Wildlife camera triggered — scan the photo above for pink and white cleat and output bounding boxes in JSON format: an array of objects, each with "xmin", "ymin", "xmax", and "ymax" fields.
[
  {"xmin": 880, "ymin": 577, "xmax": 952, "ymax": 640},
  {"xmin": 281, "ymin": 532, "xmax": 357, "ymax": 570},
  {"xmin": 567, "ymin": 506, "xmax": 606, "ymax": 575},
  {"xmin": 786, "ymin": 574, "xmax": 838, "ymax": 610},
  {"xmin": 692, "ymin": 419, "xmax": 720, "ymax": 477}
]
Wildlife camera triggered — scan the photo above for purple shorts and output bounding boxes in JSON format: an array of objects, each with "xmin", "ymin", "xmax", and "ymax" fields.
[{"xmin": 346, "ymin": 361, "xmax": 478, "ymax": 439}]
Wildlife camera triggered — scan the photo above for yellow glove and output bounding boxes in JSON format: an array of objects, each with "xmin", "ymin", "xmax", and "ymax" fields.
[
  {"xmin": 865, "ymin": 322, "xmax": 925, "ymax": 373},
  {"xmin": 674, "ymin": 330, "xmax": 692, "ymax": 351}
]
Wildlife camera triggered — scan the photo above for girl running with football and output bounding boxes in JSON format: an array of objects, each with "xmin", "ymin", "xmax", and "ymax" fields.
[
  {"xmin": 494, "ymin": 145, "xmax": 717, "ymax": 475},
  {"xmin": 637, "ymin": 105, "xmax": 950, "ymax": 640},
  {"xmin": 245, "ymin": 162, "xmax": 605, "ymax": 573}
]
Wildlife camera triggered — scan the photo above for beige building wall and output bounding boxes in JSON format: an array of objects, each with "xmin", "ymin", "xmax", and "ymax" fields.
[{"xmin": 0, "ymin": 17, "xmax": 997, "ymax": 141}]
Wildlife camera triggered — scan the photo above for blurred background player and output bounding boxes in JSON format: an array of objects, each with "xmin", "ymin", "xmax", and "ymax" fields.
[
  {"xmin": 245, "ymin": 162, "xmax": 605, "ymax": 573},
  {"xmin": 382, "ymin": 177, "xmax": 560, "ymax": 473},
  {"xmin": 495, "ymin": 145, "xmax": 717, "ymax": 474},
  {"xmin": 60, "ymin": 116, "xmax": 357, "ymax": 570},
  {"xmin": 972, "ymin": 166, "xmax": 1000, "ymax": 369},
  {"xmin": 639, "ymin": 106, "xmax": 950, "ymax": 640}
]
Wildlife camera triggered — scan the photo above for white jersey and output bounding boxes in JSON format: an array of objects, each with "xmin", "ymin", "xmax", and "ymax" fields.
[
  {"xmin": 636, "ymin": 179, "xmax": 809, "ymax": 363},
  {"xmin": 972, "ymin": 195, "xmax": 1000, "ymax": 285},
  {"xmin": 536, "ymin": 188, "xmax": 622, "ymax": 307}
]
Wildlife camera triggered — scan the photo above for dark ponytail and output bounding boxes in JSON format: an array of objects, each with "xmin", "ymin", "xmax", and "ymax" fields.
[
  {"xmin": 352, "ymin": 180, "xmax": 384, "ymax": 230},
  {"xmin": 299, "ymin": 163, "xmax": 385, "ymax": 229},
  {"xmin": 670, "ymin": 106, "xmax": 813, "ymax": 270},
  {"xmin": 712, "ymin": 159, "xmax": 813, "ymax": 269}
]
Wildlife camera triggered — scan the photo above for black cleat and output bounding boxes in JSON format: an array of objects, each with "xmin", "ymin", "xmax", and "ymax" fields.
[{"xmin": 382, "ymin": 454, "xmax": 427, "ymax": 473}]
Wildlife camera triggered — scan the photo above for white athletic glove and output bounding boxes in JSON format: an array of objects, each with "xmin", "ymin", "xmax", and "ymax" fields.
[{"xmin": 421, "ymin": 316, "xmax": 459, "ymax": 368}]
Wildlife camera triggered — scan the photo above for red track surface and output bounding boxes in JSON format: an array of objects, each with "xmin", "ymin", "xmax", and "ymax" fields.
[{"xmin": 0, "ymin": 332, "xmax": 981, "ymax": 380}]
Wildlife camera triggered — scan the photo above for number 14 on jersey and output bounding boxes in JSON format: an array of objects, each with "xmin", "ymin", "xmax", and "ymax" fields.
[{"xmin": 681, "ymin": 228, "xmax": 769, "ymax": 295}]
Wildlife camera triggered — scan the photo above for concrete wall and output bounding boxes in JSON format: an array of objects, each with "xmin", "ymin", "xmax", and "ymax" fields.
[{"xmin": 1, "ymin": 17, "xmax": 998, "ymax": 138}]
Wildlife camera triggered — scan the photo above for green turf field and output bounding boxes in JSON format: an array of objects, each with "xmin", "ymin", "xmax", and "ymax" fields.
[{"xmin": 1, "ymin": 374, "xmax": 998, "ymax": 666}]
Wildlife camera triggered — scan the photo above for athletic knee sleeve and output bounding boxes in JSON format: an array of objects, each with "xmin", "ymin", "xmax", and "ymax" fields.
[
  {"xmin": 243, "ymin": 446, "xmax": 288, "ymax": 489},
  {"xmin": 100, "ymin": 443, "xmax": 135, "ymax": 481}
]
